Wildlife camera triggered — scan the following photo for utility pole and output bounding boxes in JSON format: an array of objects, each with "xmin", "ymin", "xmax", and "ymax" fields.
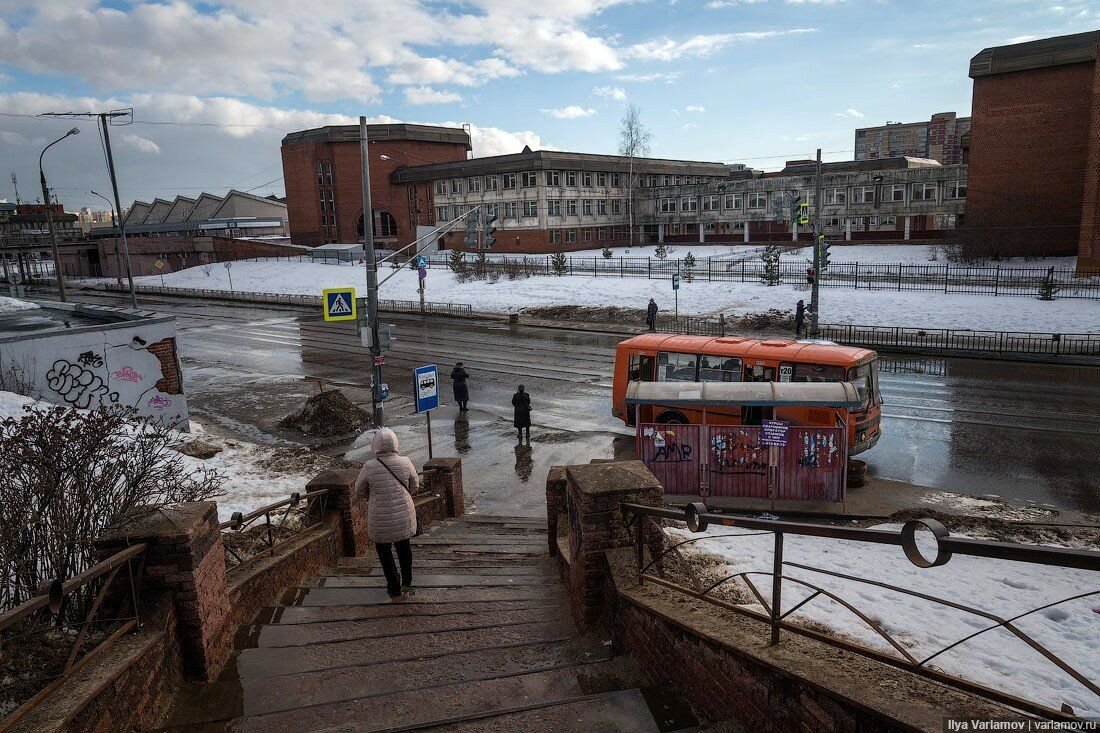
[
  {"xmin": 90, "ymin": 190, "xmax": 121, "ymax": 287},
  {"xmin": 360, "ymin": 116, "xmax": 384, "ymax": 427},
  {"xmin": 39, "ymin": 127, "xmax": 80, "ymax": 302},
  {"xmin": 10, "ymin": 173, "xmax": 21, "ymax": 205},
  {"xmin": 810, "ymin": 148, "xmax": 822, "ymax": 336}
]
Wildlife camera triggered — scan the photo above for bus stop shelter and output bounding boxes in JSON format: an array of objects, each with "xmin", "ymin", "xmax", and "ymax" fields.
[{"xmin": 626, "ymin": 381, "xmax": 862, "ymax": 506}]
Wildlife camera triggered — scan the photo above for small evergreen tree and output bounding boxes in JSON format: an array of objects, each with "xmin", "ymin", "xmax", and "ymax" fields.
[
  {"xmin": 760, "ymin": 244, "xmax": 781, "ymax": 286},
  {"xmin": 448, "ymin": 248, "xmax": 465, "ymax": 273},
  {"xmin": 551, "ymin": 250, "xmax": 568, "ymax": 276},
  {"xmin": 474, "ymin": 251, "xmax": 488, "ymax": 279},
  {"xmin": 1037, "ymin": 267, "xmax": 1059, "ymax": 301},
  {"xmin": 654, "ymin": 242, "xmax": 668, "ymax": 260},
  {"xmin": 683, "ymin": 252, "xmax": 696, "ymax": 283},
  {"xmin": 602, "ymin": 246, "xmax": 613, "ymax": 259}
]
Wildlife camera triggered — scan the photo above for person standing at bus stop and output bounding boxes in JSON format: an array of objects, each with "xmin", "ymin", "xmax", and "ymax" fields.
[
  {"xmin": 451, "ymin": 362, "xmax": 470, "ymax": 412},
  {"xmin": 512, "ymin": 385, "xmax": 532, "ymax": 443},
  {"xmin": 795, "ymin": 299, "xmax": 806, "ymax": 337},
  {"xmin": 646, "ymin": 298, "xmax": 659, "ymax": 331}
]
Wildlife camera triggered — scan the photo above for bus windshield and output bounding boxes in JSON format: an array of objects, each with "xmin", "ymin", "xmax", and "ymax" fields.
[{"xmin": 847, "ymin": 361, "xmax": 880, "ymax": 408}]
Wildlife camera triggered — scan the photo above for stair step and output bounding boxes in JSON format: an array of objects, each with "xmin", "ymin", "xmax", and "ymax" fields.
[
  {"xmin": 339, "ymin": 553, "xmax": 550, "ymax": 567},
  {"xmin": 161, "ymin": 638, "xmax": 613, "ymax": 727},
  {"xmin": 268, "ymin": 598, "xmax": 560, "ymax": 626},
  {"xmin": 428, "ymin": 690, "xmax": 660, "ymax": 733},
  {"xmin": 312, "ymin": 573, "xmax": 557, "ymax": 589},
  {"xmin": 278, "ymin": 584, "xmax": 561, "ymax": 608},
  {"xmin": 252, "ymin": 605, "xmax": 567, "ymax": 648},
  {"xmin": 232, "ymin": 620, "xmax": 578, "ymax": 678},
  {"xmin": 328, "ymin": 564, "xmax": 552, "ymax": 577}
]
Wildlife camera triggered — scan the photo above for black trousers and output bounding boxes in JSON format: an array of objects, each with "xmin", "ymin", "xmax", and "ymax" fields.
[{"xmin": 375, "ymin": 539, "xmax": 413, "ymax": 594}]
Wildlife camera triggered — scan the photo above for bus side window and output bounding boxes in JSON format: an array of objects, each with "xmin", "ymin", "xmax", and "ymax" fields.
[{"xmin": 628, "ymin": 354, "xmax": 656, "ymax": 382}]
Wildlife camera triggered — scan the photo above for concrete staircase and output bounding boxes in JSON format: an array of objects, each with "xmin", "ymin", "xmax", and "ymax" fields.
[{"xmin": 157, "ymin": 516, "xmax": 681, "ymax": 732}]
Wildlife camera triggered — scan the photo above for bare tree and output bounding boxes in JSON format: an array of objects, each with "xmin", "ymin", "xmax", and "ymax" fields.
[{"xmin": 618, "ymin": 105, "xmax": 652, "ymax": 248}]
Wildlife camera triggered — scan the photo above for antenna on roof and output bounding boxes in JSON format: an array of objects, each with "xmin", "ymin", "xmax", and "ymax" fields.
[{"xmin": 10, "ymin": 172, "xmax": 20, "ymax": 205}]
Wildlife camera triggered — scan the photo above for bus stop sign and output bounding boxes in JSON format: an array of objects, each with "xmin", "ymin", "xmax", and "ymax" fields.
[{"xmin": 414, "ymin": 364, "xmax": 439, "ymax": 413}]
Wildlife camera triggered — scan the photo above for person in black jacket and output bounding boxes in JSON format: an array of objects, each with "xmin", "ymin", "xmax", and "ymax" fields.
[
  {"xmin": 645, "ymin": 298, "xmax": 659, "ymax": 331},
  {"xmin": 451, "ymin": 362, "xmax": 470, "ymax": 412},
  {"xmin": 512, "ymin": 385, "xmax": 532, "ymax": 443},
  {"xmin": 795, "ymin": 299, "xmax": 806, "ymax": 337}
]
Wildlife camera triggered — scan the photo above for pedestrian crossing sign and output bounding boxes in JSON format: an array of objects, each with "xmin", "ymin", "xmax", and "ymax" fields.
[{"xmin": 322, "ymin": 287, "xmax": 357, "ymax": 322}]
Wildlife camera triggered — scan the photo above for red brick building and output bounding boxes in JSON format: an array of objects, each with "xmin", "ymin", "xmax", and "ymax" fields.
[
  {"xmin": 966, "ymin": 31, "xmax": 1100, "ymax": 267},
  {"xmin": 280, "ymin": 124, "xmax": 471, "ymax": 247}
]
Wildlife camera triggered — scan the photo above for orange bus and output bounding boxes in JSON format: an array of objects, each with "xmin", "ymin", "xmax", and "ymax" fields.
[{"xmin": 612, "ymin": 334, "xmax": 882, "ymax": 455}]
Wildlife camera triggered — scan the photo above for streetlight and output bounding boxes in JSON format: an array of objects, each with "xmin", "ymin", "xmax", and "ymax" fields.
[
  {"xmin": 39, "ymin": 127, "xmax": 80, "ymax": 301},
  {"xmin": 89, "ymin": 190, "xmax": 121, "ymax": 286}
]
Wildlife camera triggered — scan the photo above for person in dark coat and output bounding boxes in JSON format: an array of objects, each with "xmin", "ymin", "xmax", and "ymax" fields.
[
  {"xmin": 645, "ymin": 298, "xmax": 658, "ymax": 331},
  {"xmin": 451, "ymin": 362, "xmax": 470, "ymax": 411},
  {"xmin": 512, "ymin": 385, "xmax": 532, "ymax": 443},
  {"xmin": 795, "ymin": 300, "xmax": 806, "ymax": 337}
]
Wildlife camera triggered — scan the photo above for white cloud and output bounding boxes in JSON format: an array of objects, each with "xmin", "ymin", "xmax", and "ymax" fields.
[
  {"xmin": 540, "ymin": 105, "xmax": 597, "ymax": 119},
  {"xmin": 706, "ymin": 0, "xmax": 767, "ymax": 7},
  {"xmin": 785, "ymin": 0, "xmax": 846, "ymax": 4},
  {"xmin": 834, "ymin": 108, "xmax": 864, "ymax": 118},
  {"xmin": 122, "ymin": 133, "xmax": 160, "ymax": 154},
  {"xmin": 0, "ymin": 130, "xmax": 27, "ymax": 145},
  {"xmin": 403, "ymin": 86, "xmax": 463, "ymax": 105},
  {"xmin": 593, "ymin": 85, "xmax": 628, "ymax": 101},
  {"xmin": 682, "ymin": 122, "xmax": 698, "ymax": 129},
  {"xmin": 686, "ymin": 104, "xmax": 705, "ymax": 112},
  {"xmin": 625, "ymin": 29, "xmax": 816, "ymax": 61},
  {"xmin": 616, "ymin": 71, "xmax": 680, "ymax": 83}
]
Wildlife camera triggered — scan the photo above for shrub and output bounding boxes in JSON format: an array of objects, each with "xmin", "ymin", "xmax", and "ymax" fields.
[
  {"xmin": 759, "ymin": 244, "xmax": 781, "ymax": 286},
  {"xmin": 551, "ymin": 251, "xmax": 568, "ymax": 276}
]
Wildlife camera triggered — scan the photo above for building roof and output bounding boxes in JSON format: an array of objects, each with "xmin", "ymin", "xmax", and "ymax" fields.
[
  {"xmin": 776, "ymin": 156, "xmax": 942, "ymax": 176},
  {"xmin": 970, "ymin": 30, "xmax": 1100, "ymax": 78},
  {"xmin": 282, "ymin": 123, "xmax": 472, "ymax": 151},
  {"xmin": 391, "ymin": 148, "xmax": 733, "ymax": 183}
]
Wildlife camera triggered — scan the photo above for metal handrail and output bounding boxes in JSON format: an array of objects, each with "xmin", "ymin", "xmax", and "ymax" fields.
[
  {"xmin": 220, "ymin": 488, "xmax": 333, "ymax": 568},
  {"xmin": 621, "ymin": 502, "xmax": 1100, "ymax": 719}
]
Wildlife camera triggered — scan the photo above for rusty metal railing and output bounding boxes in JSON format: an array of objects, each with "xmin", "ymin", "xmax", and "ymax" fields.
[
  {"xmin": 0, "ymin": 543, "xmax": 148, "ymax": 731},
  {"xmin": 622, "ymin": 502, "xmax": 1100, "ymax": 721},
  {"xmin": 220, "ymin": 489, "xmax": 332, "ymax": 569}
]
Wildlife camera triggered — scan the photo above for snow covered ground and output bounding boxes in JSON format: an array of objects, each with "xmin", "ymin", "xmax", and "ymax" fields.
[
  {"xmin": 0, "ymin": 296, "xmax": 38, "ymax": 314},
  {"xmin": 132, "ymin": 260, "xmax": 1100, "ymax": 333},
  {"xmin": 667, "ymin": 523, "xmax": 1100, "ymax": 716}
]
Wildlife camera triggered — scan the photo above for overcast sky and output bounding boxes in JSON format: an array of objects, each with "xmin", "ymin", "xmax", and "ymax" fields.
[{"xmin": 1, "ymin": 0, "xmax": 1097, "ymax": 212}]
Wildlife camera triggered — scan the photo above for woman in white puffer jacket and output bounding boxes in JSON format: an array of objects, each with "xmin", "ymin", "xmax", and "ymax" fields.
[{"xmin": 354, "ymin": 428, "xmax": 418, "ymax": 596}]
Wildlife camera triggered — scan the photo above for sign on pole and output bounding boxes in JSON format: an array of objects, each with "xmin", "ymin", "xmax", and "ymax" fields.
[
  {"xmin": 322, "ymin": 287, "xmax": 357, "ymax": 322},
  {"xmin": 672, "ymin": 273, "xmax": 680, "ymax": 291},
  {"xmin": 414, "ymin": 365, "xmax": 439, "ymax": 413},
  {"xmin": 761, "ymin": 419, "xmax": 790, "ymax": 447}
]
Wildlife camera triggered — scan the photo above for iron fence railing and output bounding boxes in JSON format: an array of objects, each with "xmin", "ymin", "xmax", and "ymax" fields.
[
  {"xmin": 0, "ymin": 543, "xmax": 148, "ymax": 730},
  {"xmin": 622, "ymin": 502, "xmax": 1100, "ymax": 720},
  {"xmin": 818, "ymin": 324, "xmax": 1100, "ymax": 357},
  {"xmin": 220, "ymin": 489, "xmax": 332, "ymax": 569}
]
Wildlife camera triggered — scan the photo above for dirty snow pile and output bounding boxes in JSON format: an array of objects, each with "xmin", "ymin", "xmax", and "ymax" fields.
[
  {"xmin": 0, "ymin": 391, "xmax": 349, "ymax": 520},
  {"xmin": 0, "ymin": 296, "xmax": 38, "ymax": 314},
  {"xmin": 666, "ymin": 523, "xmax": 1099, "ymax": 716},
  {"xmin": 132, "ymin": 260, "xmax": 1100, "ymax": 333}
]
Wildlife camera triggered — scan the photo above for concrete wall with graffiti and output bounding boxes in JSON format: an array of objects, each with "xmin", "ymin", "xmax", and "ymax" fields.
[{"xmin": 0, "ymin": 303, "xmax": 188, "ymax": 429}]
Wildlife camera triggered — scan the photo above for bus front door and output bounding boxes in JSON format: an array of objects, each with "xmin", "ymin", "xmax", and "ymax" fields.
[{"xmin": 627, "ymin": 353, "xmax": 656, "ymax": 426}]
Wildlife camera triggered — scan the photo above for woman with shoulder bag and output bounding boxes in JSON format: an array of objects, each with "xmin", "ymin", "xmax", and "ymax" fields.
[{"xmin": 354, "ymin": 428, "xmax": 419, "ymax": 597}]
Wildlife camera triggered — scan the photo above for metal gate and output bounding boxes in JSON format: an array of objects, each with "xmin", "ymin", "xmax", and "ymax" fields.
[{"xmin": 638, "ymin": 423, "xmax": 847, "ymax": 503}]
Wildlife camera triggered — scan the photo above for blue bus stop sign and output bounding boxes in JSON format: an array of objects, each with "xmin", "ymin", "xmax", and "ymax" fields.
[
  {"xmin": 672, "ymin": 273, "xmax": 680, "ymax": 291},
  {"xmin": 414, "ymin": 364, "xmax": 439, "ymax": 413}
]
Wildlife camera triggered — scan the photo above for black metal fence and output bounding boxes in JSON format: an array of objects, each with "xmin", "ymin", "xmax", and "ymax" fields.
[
  {"xmin": 818, "ymin": 324, "xmax": 1100, "ymax": 357},
  {"xmin": 623, "ymin": 502, "xmax": 1099, "ymax": 720}
]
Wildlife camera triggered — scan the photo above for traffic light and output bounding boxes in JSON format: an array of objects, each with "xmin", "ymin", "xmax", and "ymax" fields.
[
  {"xmin": 482, "ymin": 213, "xmax": 498, "ymax": 249},
  {"xmin": 821, "ymin": 240, "xmax": 831, "ymax": 270},
  {"xmin": 797, "ymin": 201, "xmax": 809, "ymax": 226},
  {"xmin": 464, "ymin": 210, "xmax": 478, "ymax": 248}
]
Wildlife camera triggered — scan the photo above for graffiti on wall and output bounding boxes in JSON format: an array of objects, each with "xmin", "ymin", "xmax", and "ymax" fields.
[{"xmin": 46, "ymin": 359, "xmax": 120, "ymax": 409}]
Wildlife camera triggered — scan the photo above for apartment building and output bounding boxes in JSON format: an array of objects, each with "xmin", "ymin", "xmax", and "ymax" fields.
[{"xmin": 855, "ymin": 113, "xmax": 971, "ymax": 165}]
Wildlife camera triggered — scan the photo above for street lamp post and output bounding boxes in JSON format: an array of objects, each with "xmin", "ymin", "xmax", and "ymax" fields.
[
  {"xmin": 360, "ymin": 116, "xmax": 384, "ymax": 428},
  {"xmin": 89, "ymin": 190, "xmax": 121, "ymax": 286},
  {"xmin": 39, "ymin": 127, "xmax": 80, "ymax": 301}
]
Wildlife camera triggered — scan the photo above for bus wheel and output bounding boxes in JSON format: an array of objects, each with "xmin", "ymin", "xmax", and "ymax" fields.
[{"xmin": 656, "ymin": 410, "xmax": 688, "ymax": 424}]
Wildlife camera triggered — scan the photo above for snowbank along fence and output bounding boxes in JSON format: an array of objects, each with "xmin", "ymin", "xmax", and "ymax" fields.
[{"xmin": 818, "ymin": 324, "xmax": 1100, "ymax": 358}]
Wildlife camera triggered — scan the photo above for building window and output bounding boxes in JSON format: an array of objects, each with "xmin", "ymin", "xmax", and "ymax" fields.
[
  {"xmin": 469, "ymin": 177, "xmax": 482, "ymax": 193},
  {"xmin": 317, "ymin": 163, "xmax": 324, "ymax": 186},
  {"xmin": 748, "ymin": 193, "xmax": 767, "ymax": 209},
  {"xmin": 567, "ymin": 199, "xmax": 578, "ymax": 215},
  {"xmin": 946, "ymin": 181, "xmax": 967, "ymax": 199},
  {"xmin": 612, "ymin": 199, "xmax": 623, "ymax": 215},
  {"xmin": 890, "ymin": 185, "xmax": 906, "ymax": 202},
  {"xmin": 523, "ymin": 200, "xmax": 538, "ymax": 217},
  {"xmin": 582, "ymin": 228, "xmax": 593, "ymax": 242},
  {"xmin": 486, "ymin": 175, "xmax": 500, "ymax": 191},
  {"xmin": 597, "ymin": 172, "xmax": 607, "ymax": 187},
  {"xmin": 702, "ymin": 195, "xmax": 719, "ymax": 212},
  {"xmin": 911, "ymin": 182, "xmax": 937, "ymax": 202},
  {"xmin": 825, "ymin": 188, "xmax": 846, "ymax": 205},
  {"xmin": 435, "ymin": 180, "xmax": 447, "ymax": 195},
  {"xmin": 582, "ymin": 172, "xmax": 592, "ymax": 187},
  {"xmin": 324, "ymin": 161, "xmax": 333, "ymax": 185},
  {"xmin": 597, "ymin": 199, "xmax": 607, "ymax": 215},
  {"xmin": 647, "ymin": 175, "xmax": 658, "ymax": 187},
  {"xmin": 550, "ymin": 229, "xmax": 562, "ymax": 244},
  {"xmin": 566, "ymin": 171, "xmax": 577, "ymax": 187},
  {"xmin": 566, "ymin": 228, "xmax": 577, "ymax": 243},
  {"xmin": 320, "ymin": 194, "xmax": 327, "ymax": 212},
  {"xmin": 598, "ymin": 227, "xmax": 607, "ymax": 241},
  {"xmin": 660, "ymin": 198, "xmax": 676, "ymax": 213},
  {"xmin": 547, "ymin": 171, "xmax": 560, "ymax": 186},
  {"xmin": 485, "ymin": 203, "xmax": 499, "ymax": 218},
  {"xmin": 436, "ymin": 206, "xmax": 449, "ymax": 220},
  {"xmin": 681, "ymin": 197, "xmax": 698, "ymax": 212},
  {"xmin": 825, "ymin": 217, "xmax": 841, "ymax": 228},
  {"xmin": 548, "ymin": 199, "xmax": 562, "ymax": 216},
  {"xmin": 724, "ymin": 194, "xmax": 743, "ymax": 210},
  {"xmin": 583, "ymin": 200, "xmax": 593, "ymax": 216},
  {"xmin": 450, "ymin": 179, "xmax": 462, "ymax": 194},
  {"xmin": 522, "ymin": 171, "xmax": 537, "ymax": 187},
  {"xmin": 504, "ymin": 201, "xmax": 518, "ymax": 218},
  {"xmin": 851, "ymin": 186, "xmax": 874, "ymax": 204},
  {"xmin": 357, "ymin": 210, "xmax": 399, "ymax": 238},
  {"xmin": 611, "ymin": 173, "xmax": 622, "ymax": 187},
  {"xmin": 503, "ymin": 173, "xmax": 517, "ymax": 189}
]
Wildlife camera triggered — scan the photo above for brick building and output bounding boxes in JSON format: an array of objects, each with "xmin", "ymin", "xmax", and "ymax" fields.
[
  {"xmin": 280, "ymin": 124, "xmax": 471, "ymax": 247},
  {"xmin": 855, "ymin": 113, "xmax": 971, "ymax": 165},
  {"xmin": 965, "ymin": 31, "xmax": 1100, "ymax": 267}
]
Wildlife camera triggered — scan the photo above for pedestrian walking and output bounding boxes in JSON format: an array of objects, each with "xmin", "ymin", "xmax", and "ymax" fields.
[
  {"xmin": 354, "ymin": 428, "xmax": 418, "ymax": 597},
  {"xmin": 645, "ymin": 298, "xmax": 659, "ymax": 331},
  {"xmin": 795, "ymin": 299, "xmax": 806, "ymax": 337},
  {"xmin": 451, "ymin": 362, "xmax": 470, "ymax": 412},
  {"xmin": 512, "ymin": 385, "xmax": 532, "ymax": 443}
]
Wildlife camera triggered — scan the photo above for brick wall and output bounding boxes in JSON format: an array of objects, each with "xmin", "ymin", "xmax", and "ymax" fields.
[
  {"xmin": 149, "ymin": 337, "xmax": 184, "ymax": 395},
  {"xmin": 1077, "ymin": 55, "xmax": 1100, "ymax": 268},
  {"xmin": 87, "ymin": 235, "xmax": 301, "ymax": 277}
]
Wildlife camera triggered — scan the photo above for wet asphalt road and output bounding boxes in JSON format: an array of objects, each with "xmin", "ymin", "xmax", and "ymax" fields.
[{"xmin": 44, "ymin": 290, "xmax": 1100, "ymax": 515}]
